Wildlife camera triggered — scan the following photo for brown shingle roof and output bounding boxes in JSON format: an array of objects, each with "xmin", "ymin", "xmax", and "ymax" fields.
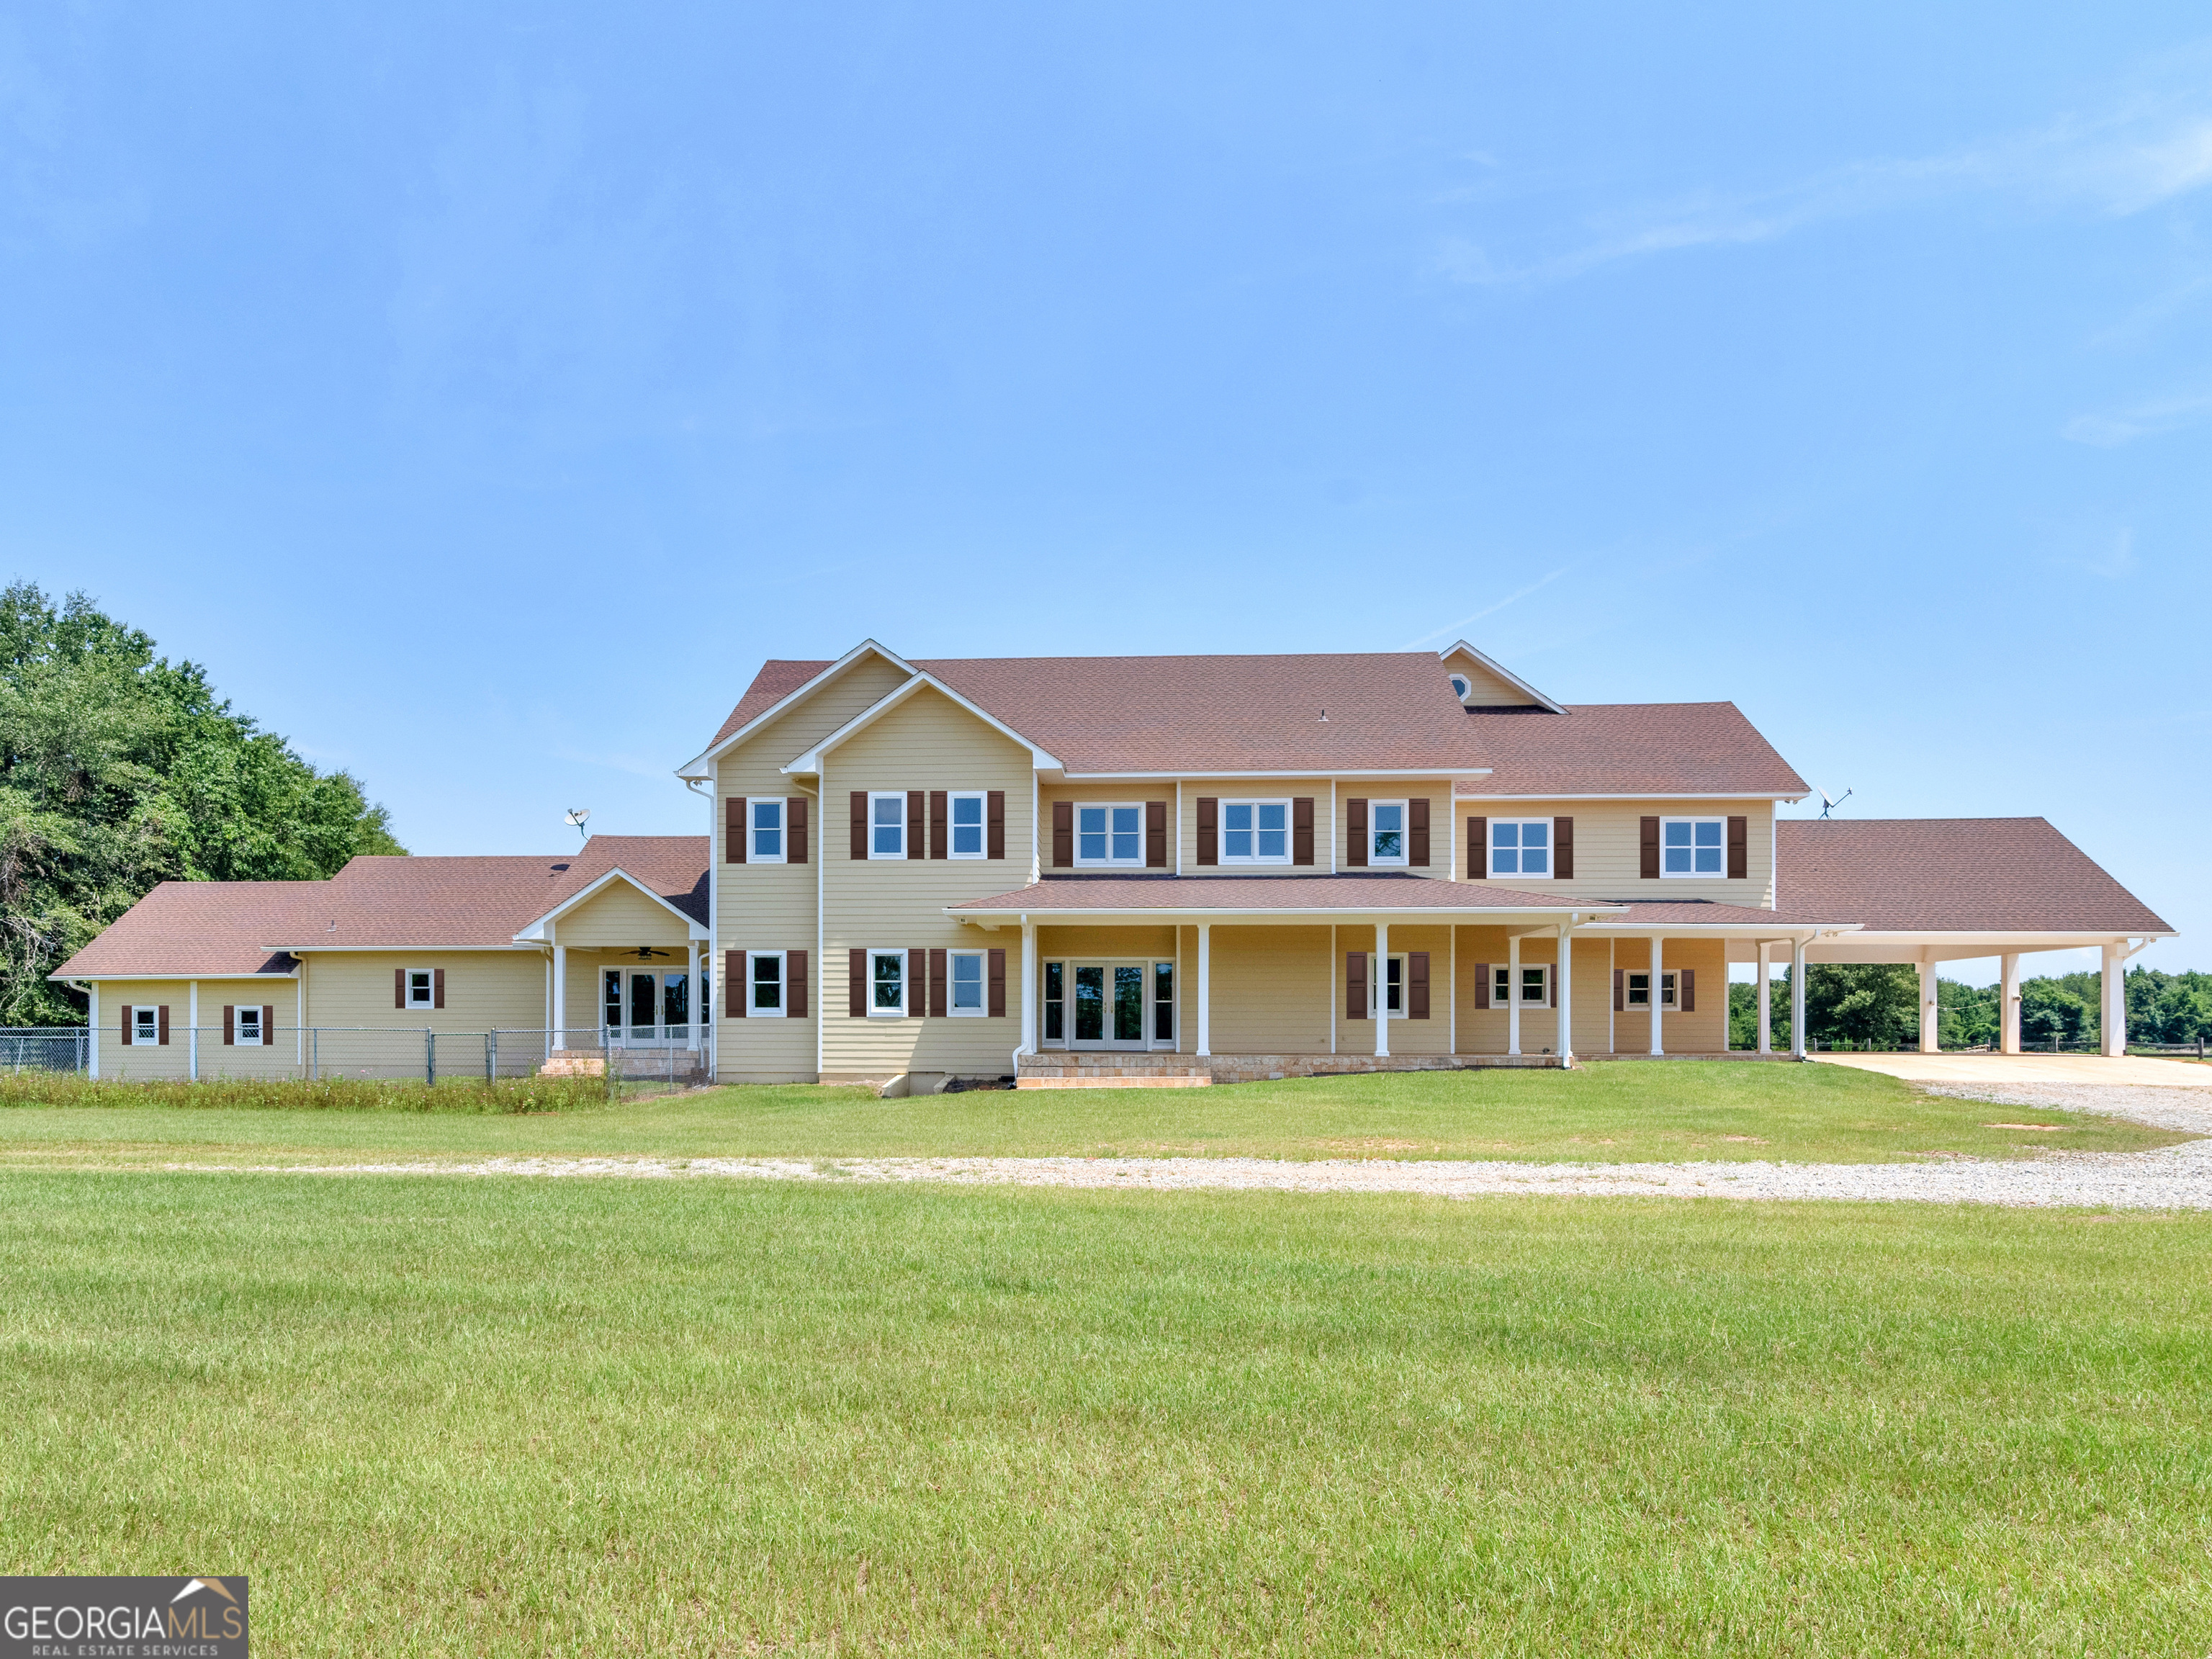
[
  {"xmin": 709, "ymin": 658, "xmax": 834, "ymax": 747},
  {"xmin": 1776, "ymin": 819, "xmax": 2172, "ymax": 935},
  {"xmin": 949, "ymin": 873, "xmax": 1618, "ymax": 914},
  {"xmin": 1453, "ymin": 703, "xmax": 1808, "ymax": 797},
  {"xmin": 54, "ymin": 835, "xmax": 709, "ymax": 978}
]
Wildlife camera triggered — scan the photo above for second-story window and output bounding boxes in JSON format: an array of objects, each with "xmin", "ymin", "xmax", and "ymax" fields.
[
  {"xmin": 1076, "ymin": 804, "xmax": 1143, "ymax": 866},
  {"xmin": 950, "ymin": 791, "xmax": 986, "ymax": 858},
  {"xmin": 1662, "ymin": 817, "xmax": 1725, "ymax": 876},
  {"xmin": 751, "ymin": 799, "xmax": 785, "ymax": 862},
  {"xmin": 1370, "ymin": 801, "xmax": 1408, "ymax": 866},
  {"xmin": 1490, "ymin": 819, "xmax": 1550, "ymax": 878},
  {"xmin": 1222, "ymin": 800, "xmax": 1290, "ymax": 863},
  {"xmin": 870, "ymin": 793, "xmax": 906, "ymax": 859}
]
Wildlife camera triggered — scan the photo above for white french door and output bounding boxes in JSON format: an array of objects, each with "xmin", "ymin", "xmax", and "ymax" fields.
[
  {"xmin": 1043, "ymin": 959, "xmax": 1175, "ymax": 1051},
  {"xmin": 601, "ymin": 967, "xmax": 691, "ymax": 1046}
]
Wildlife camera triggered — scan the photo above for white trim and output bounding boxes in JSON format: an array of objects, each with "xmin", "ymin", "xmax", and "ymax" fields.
[
  {"xmin": 1484, "ymin": 817, "xmax": 1555, "ymax": 881},
  {"xmin": 511, "ymin": 866, "xmax": 711, "ymax": 943},
  {"xmin": 1217, "ymin": 797, "xmax": 1293, "ymax": 865},
  {"xmin": 1370, "ymin": 951, "xmax": 1408, "ymax": 1020},
  {"xmin": 1437, "ymin": 640, "xmax": 1566, "ymax": 714},
  {"xmin": 1658, "ymin": 815, "xmax": 1728, "ymax": 879},
  {"xmin": 866, "ymin": 948, "xmax": 907, "ymax": 1017},
  {"xmin": 867, "ymin": 791, "xmax": 909, "ymax": 860},
  {"xmin": 782, "ymin": 668, "xmax": 1062, "ymax": 773},
  {"xmin": 709, "ymin": 755, "xmax": 721, "ymax": 1079},
  {"xmin": 89, "ymin": 983, "xmax": 99, "ymax": 1077},
  {"xmin": 950, "ymin": 902, "xmax": 1623, "ymax": 921},
  {"xmin": 233, "ymin": 1003, "xmax": 266, "ymax": 1046},
  {"xmin": 745, "ymin": 796, "xmax": 788, "ymax": 864},
  {"xmin": 1367, "ymin": 799, "xmax": 1410, "ymax": 867},
  {"xmin": 817, "ymin": 759, "xmax": 827, "ymax": 1078},
  {"xmin": 677, "ymin": 639, "xmax": 917, "ymax": 778},
  {"xmin": 188, "ymin": 980, "xmax": 199, "ymax": 1081},
  {"xmin": 403, "ymin": 966, "xmax": 437, "ymax": 1010},
  {"xmin": 947, "ymin": 948, "xmax": 989, "ymax": 1016},
  {"xmin": 1072, "ymin": 801, "xmax": 1147, "ymax": 868},
  {"xmin": 61, "ymin": 970, "xmax": 304, "ymax": 981},
  {"xmin": 1455, "ymin": 791, "xmax": 1806, "ymax": 803},
  {"xmin": 1328, "ymin": 924, "xmax": 1337, "ymax": 1054},
  {"xmin": 948, "ymin": 790, "xmax": 989, "ymax": 859},
  {"xmin": 746, "ymin": 949, "xmax": 788, "ymax": 1018},
  {"xmin": 132, "ymin": 1002, "xmax": 160, "ymax": 1046}
]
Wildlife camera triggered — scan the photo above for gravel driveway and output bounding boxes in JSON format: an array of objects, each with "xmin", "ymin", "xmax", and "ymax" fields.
[{"xmin": 171, "ymin": 1080, "xmax": 2212, "ymax": 1210}]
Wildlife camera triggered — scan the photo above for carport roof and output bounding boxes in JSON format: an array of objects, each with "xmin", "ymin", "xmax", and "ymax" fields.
[{"xmin": 949, "ymin": 873, "xmax": 1622, "ymax": 917}]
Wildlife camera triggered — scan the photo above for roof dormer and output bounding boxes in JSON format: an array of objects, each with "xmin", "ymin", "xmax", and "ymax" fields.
[{"xmin": 1437, "ymin": 641, "xmax": 1565, "ymax": 713}]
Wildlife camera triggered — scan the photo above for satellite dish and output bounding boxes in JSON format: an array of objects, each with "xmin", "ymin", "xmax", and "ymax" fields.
[
  {"xmin": 1817, "ymin": 788, "xmax": 1852, "ymax": 819},
  {"xmin": 564, "ymin": 807, "xmax": 591, "ymax": 844}
]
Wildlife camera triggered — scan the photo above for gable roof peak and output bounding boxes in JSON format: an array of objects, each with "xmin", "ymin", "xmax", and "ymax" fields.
[{"xmin": 1437, "ymin": 641, "xmax": 1565, "ymax": 714}]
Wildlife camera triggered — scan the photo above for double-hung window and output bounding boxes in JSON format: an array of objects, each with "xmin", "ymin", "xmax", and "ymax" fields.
[
  {"xmin": 950, "ymin": 791, "xmax": 987, "ymax": 858},
  {"xmin": 1076, "ymin": 804, "xmax": 1144, "ymax": 866},
  {"xmin": 870, "ymin": 793, "xmax": 906, "ymax": 858},
  {"xmin": 948, "ymin": 950, "xmax": 986, "ymax": 1015},
  {"xmin": 1369, "ymin": 801, "xmax": 1408, "ymax": 866},
  {"xmin": 1624, "ymin": 971, "xmax": 1678, "ymax": 1010},
  {"xmin": 235, "ymin": 1005, "xmax": 263, "ymax": 1046},
  {"xmin": 1489, "ymin": 819, "xmax": 1550, "ymax": 878},
  {"xmin": 133, "ymin": 1006, "xmax": 158, "ymax": 1044},
  {"xmin": 751, "ymin": 800, "xmax": 785, "ymax": 862},
  {"xmin": 1492, "ymin": 964, "xmax": 1550, "ymax": 1005},
  {"xmin": 868, "ymin": 948, "xmax": 906, "ymax": 1016},
  {"xmin": 1370, "ymin": 954, "xmax": 1406, "ymax": 1017},
  {"xmin": 1661, "ymin": 817, "xmax": 1725, "ymax": 877},
  {"xmin": 1221, "ymin": 800, "xmax": 1290, "ymax": 864},
  {"xmin": 1043, "ymin": 962, "xmax": 1065, "ymax": 1041},
  {"xmin": 404, "ymin": 968, "xmax": 435, "ymax": 1009},
  {"xmin": 750, "ymin": 951, "xmax": 786, "ymax": 1017}
]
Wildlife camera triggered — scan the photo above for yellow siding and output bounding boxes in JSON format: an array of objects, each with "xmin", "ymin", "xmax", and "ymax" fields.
[
  {"xmin": 552, "ymin": 881, "xmax": 692, "ymax": 948},
  {"xmin": 1203, "ymin": 925, "xmax": 1334, "ymax": 1053},
  {"xmin": 1334, "ymin": 783, "xmax": 1453, "ymax": 881},
  {"xmin": 1440, "ymin": 647, "xmax": 1543, "ymax": 707},
  {"xmin": 94, "ymin": 979, "xmax": 204, "ymax": 1081},
  {"xmin": 302, "ymin": 950, "xmax": 547, "ymax": 1033},
  {"xmin": 1584, "ymin": 936, "xmax": 1729, "ymax": 1054},
  {"xmin": 1455, "ymin": 799, "xmax": 1777, "ymax": 907}
]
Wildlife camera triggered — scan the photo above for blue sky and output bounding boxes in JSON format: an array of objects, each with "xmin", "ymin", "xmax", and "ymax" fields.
[{"xmin": 4, "ymin": 4, "xmax": 2207, "ymax": 975}]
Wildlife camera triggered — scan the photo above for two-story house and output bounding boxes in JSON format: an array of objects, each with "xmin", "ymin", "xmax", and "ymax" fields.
[{"xmin": 57, "ymin": 639, "xmax": 2172, "ymax": 1085}]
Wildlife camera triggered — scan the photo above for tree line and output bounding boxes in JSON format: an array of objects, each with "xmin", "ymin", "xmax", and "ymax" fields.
[
  {"xmin": 1727, "ymin": 964, "xmax": 2212, "ymax": 1051},
  {"xmin": 1, "ymin": 583, "xmax": 404, "ymax": 1025}
]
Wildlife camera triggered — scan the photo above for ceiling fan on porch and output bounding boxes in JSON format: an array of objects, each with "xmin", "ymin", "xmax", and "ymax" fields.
[{"xmin": 629, "ymin": 946, "xmax": 669, "ymax": 960}]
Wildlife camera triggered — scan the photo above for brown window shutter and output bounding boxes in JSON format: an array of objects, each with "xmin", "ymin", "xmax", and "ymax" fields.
[
  {"xmin": 222, "ymin": 1004, "xmax": 235, "ymax": 1046},
  {"xmin": 1614, "ymin": 969, "xmax": 1624, "ymax": 1012},
  {"xmin": 120, "ymin": 1004, "xmax": 133, "ymax": 1046},
  {"xmin": 1680, "ymin": 968, "xmax": 1696, "ymax": 1013},
  {"xmin": 1346, "ymin": 799, "xmax": 1368, "ymax": 866},
  {"xmin": 930, "ymin": 791, "xmax": 948, "ymax": 860},
  {"xmin": 908, "ymin": 948, "xmax": 926, "ymax": 1013},
  {"xmin": 988, "ymin": 948, "xmax": 1006, "ymax": 1018},
  {"xmin": 907, "ymin": 792, "xmax": 925, "ymax": 860},
  {"xmin": 1052, "ymin": 800, "xmax": 1073, "ymax": 867},
  {"xmin": 986, "ymin": 791, "xmax": 1006, "ymax": 859},
  {"xmin": 1547, "ymin": 966, "xmax": 1557, "ymax": 1007},
  {"xmin": 848, "ymin": 950, "xmax": 866, "ymax": 1018},
  {"xmin": 157, "ymin": 1005, "xmax": 169, "ymax": 1046},
  {"xmin": 1727, "ymin": 816, "xmax": 1748, "ymax": 881},
  {"xmin": 1292, "ymin": 797, "xmax": 1314, "ymax": 866},
  {"xmin": 1145, "ymin": 801, "xmax": 1167, "ymax": 868},
  {"xmin": 788, "ymin": 797, "xmax": 808, "ymax": 864},
  {"xmin": 1467, "ymin": 815, "xmax": 1487, "ymax": 880},
  {"xmin": 433, "ymin": 968, "xmax": 445, "ymax": 1010},
  {"xmin": 1409, "ymin": 799, "xmax": 1430, "ymax": 867},
  {"xmin": 264, "ymin": 1004, "xmax": 276, "ymax": 1044},
  {"xmin": 850, "ymin": 792, "xmax": 868, "ymax": 860},
  {"xmin": 1346, "ymin": 950, "xmax": 1367, "ymax": 1020},
  {"xmin": 727, "ymin": 796, "xmax": 745, "ymax": 863},
  {"xmin": 787, "ymin": 950, "xmax": 808, "ymax": 1018},
  {"xmin": 727, "ymin": 950, "xmax": 745, "ymax": 1017},
  {"xmin": 929, "ymin": 948, "xmax": 947, "ymax": 1018},
  {"xmin": 1640, "ymin": 817, "xmax": 1661, "ymax": 879},
  {"xmin": 395, "ymin": 968, "xmax": 405, "ymax": 1009},
  {"xmin": 1554, "ymin": 817, "xmax": 1574, "ymax": 881},
  {"xmin": 1474, "ymin": 964, "xmax": 1491, "ymax": 1010},
  {"xmin": 1408, "ymin": 951, "xmax": 1430, "ymax": 1019},
  {"xmin": 1195, "ymin": 798, "xmax": 1218, "ymax": 866}
]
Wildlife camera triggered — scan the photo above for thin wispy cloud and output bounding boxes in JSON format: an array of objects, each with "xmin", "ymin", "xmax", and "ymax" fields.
[
  {"xmin": 1403, "ymin": 568, "xmax": 1570, "ymax": 649},
  {"xmin": 2052, "ymin": 528, "xmax": 2141, "ymax": 580},
  {"xmin": 2062, "ymin": 390, "xmax": 2212, "ymax": 446},
  {"xmin": 1439, "ymin": 79, "xmax": 2212, "ymax": 287}
]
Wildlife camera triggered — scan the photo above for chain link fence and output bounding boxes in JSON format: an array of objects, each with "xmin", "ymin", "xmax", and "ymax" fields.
[{"xmin": 25, "ymin": 1026, "xmax": 709, "ymax": 1086}]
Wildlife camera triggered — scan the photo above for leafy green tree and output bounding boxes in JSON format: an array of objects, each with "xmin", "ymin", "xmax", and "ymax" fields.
[
  {"xmin": 1937, "ymin": 979, "xmax": 2000, "ymax": 1049},
  {"xmin": 0, "ymin": 583, "xmax": 404, "ymax": 1025},
  {"xmin": 2020, "ymin": 979, "xmax": 2094, "ymax": 1049},
  {"xmin": 1802, "ymin": 963, "xmax": 1919, "ymax": 1050}
]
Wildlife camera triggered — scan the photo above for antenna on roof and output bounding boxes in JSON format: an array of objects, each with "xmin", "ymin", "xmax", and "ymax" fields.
[
  {"xmin": 1817, "ymin": 788, "xmax": 1852, "ymax": 819},
  {"xmin": 564, "ymin": 807, "xmax": 591, "ymax": 845}
]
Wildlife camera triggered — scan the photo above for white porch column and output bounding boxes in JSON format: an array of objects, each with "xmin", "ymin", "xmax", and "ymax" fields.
[
  {"xmin": 1374, "ymin": 920, "xmax": 1390, "ymax": 1058},
  {"xmin": 2102, "ymin": 941, "xmax": 2127, "ymax": 1058},
  {"xmin": 2000, "ymin": 952, "xmax": 2021, "ymax": 1055},
  {"xmin": 1196, "ymin": 924, "xmax": 1212, "ymax": 1057},
  {"xmin": 88, "ymin": 984, "xmax": 99, "ymax": 1079},
  {"xmin": 688, "ymin": 940, "xmax": 701, "ymax": 1050},
  {"xmin": 1755, "ymin": 943, "xmax": 1773, "ymax": 1054},
  {"xmin": 1506, "ymin": 932, "xmax": 1521, "ymax": 1056},
  {"xmin": 1918, "ymin": 956, "xmax": 1941, "ymax": 1053},
  {"xmin": 1020, "ymin": 917, "xmax": 1037, "ymax": 1061},
  {"xmin": 1647, "ymin": 938, "xmax": 1663, "ymax": 1056},
  {"xmin": 1789, "ymin": 937, "xmax": 1807, "ymax": 1057},
  {"xmin": 1555, "ymin": 922, "xmax": 1573, "ymax": 1061},
  {"xmin": 552, "ymin": 945, "xmax": 568, "ymax": 1046}
]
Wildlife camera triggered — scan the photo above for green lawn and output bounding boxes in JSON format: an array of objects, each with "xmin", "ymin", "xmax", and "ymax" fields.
[
  {"xmin": 3, "ymin": 1172, "xmax": 2207, "ymax": 1654},
  {"xmin": 0, "ymin": 1061, "xmax": 2189, "ymax": 1167}
]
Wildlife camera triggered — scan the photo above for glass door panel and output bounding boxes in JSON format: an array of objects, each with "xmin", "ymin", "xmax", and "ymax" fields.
[
  {"xmin": 1112, "ymin": 966, "xmax": 1145, "ymax": 1043},
  {"xmin": 1073, "ymin": 966, "xmax": 1106, "ymax": 1042},
  {"xmin": 662, "ymin": 973, "xmax": 689, "ymax": 1033},
  {"xmin": 630, "ymin": 972, "xmax": 658, "ymax": 1036},
  {"xmin": 603, "ymin": 971, "xmax": 622, "ymax": 1041}
]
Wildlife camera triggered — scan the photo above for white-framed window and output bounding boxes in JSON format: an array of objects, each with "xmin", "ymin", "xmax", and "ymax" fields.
[
  {"xmin": 868, "ymin": 948, "xmax": 906, "ymax": 1016},
  {"xmin": 1076, "ymin": 803, "xmax": 1144, "ymax": 866},
  {"xmin": 948, "ymin": 949, "xmax": 987, "ymax": 1015},
  {"xmin": 1489, "ymin": 819, "xmax": 1550, "ymax": 879},
  {"xmin": 1043, "ymin": 961, "xmax": 1065, "ymax": 1043},
  {"xmin": 870, "ymin": 792, "xmax": 907, "ymax": 859},
  {"xmin": 1449, "ymin": 673, "xmax": 1470, "ymax": 700},
  {"xmin": 1661, "ymin": 817, "xmax": 1726, "ymax": 877},
  {"xmin": 133, "ymin": 1006, "xmax": 158, "ymax": 1044},
  {"xmin": 235, "ymin": 1004, "xmax": 263, "ymax": 1046},
  {"xmin": 1370, "ymin": 954, "xmax": 1406, "ymax": 1018},
  {"xmin": 1624, "ymin": 971, "xmax": 1678, "ymax": 1010},
  {"xmin": 1153, "ymin": 961, "xmax": 1175, "ymax": 1043},
  {"xmin": 1369, "ymin": 801, "xmax": 1408, "ymax": 866},
  {"xmin": 751, "ymin": 799, "xmax": 785, "ymax": 862},
  {"xmin": 1492, "ymin": 964, "xmax": 1550, "ymax": 1005},
  {"xmin": 750, "ymin": 950, "xmax": 786, "ymax": 1017},
  {"xmin": 404, "ymin": 968, "xmax": 435, "ymax": 1009},
  {"xmin": 1221, "ymin": 799, "xmax": 1290, "ymax": 864},
  {"xmin": 950, "ymin": 791, "xmax": 986, "ymax": 858}
]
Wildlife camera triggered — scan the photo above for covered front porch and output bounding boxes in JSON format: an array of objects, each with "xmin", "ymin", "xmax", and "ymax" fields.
[{"xmin": 514, "ymin": 863, "xmax": 713, "ymax": 1064}]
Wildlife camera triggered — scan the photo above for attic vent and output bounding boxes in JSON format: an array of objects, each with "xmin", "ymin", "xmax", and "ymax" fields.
[{"xmin": 549, "ymin": 862, "xmax": 570, "ymax": 873}]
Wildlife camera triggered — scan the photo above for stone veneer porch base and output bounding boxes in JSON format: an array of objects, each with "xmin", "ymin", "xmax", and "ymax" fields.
[{"xmin": 1015, "ymin": 1051, "xmax": 1568, "ymax": 1089}]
